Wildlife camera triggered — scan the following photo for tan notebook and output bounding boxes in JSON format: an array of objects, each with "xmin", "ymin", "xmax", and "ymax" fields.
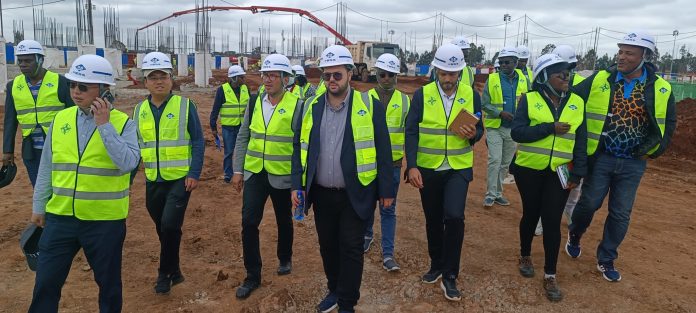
[{"xmin": 448, "ymin": 109, "xmax": 480, "ymax": 133}]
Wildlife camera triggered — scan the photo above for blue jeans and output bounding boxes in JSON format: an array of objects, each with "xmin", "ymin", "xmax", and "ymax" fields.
[
  {"xmin": 569, "ymin": 153, "xmax": 647, "ymax": 264},
  {"xmin": 22, "ymin": 148, "xmax": 43, "ymax": 187},
  {"xmin": 365, "ymin": 166, "xmax": 400, "ymax": 258},
  {"xmin": 29, "ymin": 214, "xmax": 126, "ymax": 313},
  {"xmin": 222, "ymin": 125, "xmax": 241, "ymax": 179}
]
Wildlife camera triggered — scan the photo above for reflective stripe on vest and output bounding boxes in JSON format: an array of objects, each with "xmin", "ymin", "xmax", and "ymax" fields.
[
  {"xmin": 459, "ymin": 66, "xmax": 475, "ymax": 87},
  {"xmin": 244, "ymin": 91, "xmax": 300, "ymax": 175},
  {"xmin": 585, "ymin": 71, "xmax": 670, "ymax": 156},
  {"xmin": 299, "ymin": 90, "xmax": 376, "ymax": 186},
  {"xmin": 515, "ymin": 92, "xmax": 585, "ymax": 171},
  {"xmin": 417, "ymin": 82, "xmax": 475, "ymax": 170},
  {"xmin": 12, "ymin": 71, "xmax": 66, "ymax": 138},
  {"xmin": 368, "ymin": 88, "xmax": 410, "ymax": 161},
  {"xmin": 134, "ymin": 95, "xmax": 191, "ymax": 181},
  {"xmin": 220, "ymin": 83, "xmax": 249, "ymax": 126},
  {"xmin": 46, "ymin": 106, "xmax": 130, "ymax": 220},
  {"xmin": 484, "ymin": 72, "xmax": 528, "ymax": 128}
]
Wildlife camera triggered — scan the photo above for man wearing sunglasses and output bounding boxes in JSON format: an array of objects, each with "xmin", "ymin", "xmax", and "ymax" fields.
[
  {"xmin": 28, "ymin": 54, "xmax": 140, "ymax": 313},
  {"xmin": 451, "ymin": 36, "xmax": 476, "ymax": 88},
  {"xmin": 362, "ymin": 53, "xmax": 409, "ymax": 273},
  {"xmin": 482, "ymin": 47, "xmax": 529, "ymax": 209},
  {"xmin": 3, "ymin": 40, "xmax": 74, "ymax": 187},
  {"xmin": 210, "ymin": 65, "xmax": 250, "ymax": 183},
  {"xmin": 291, "ymin": 45, "xmax": 394, "ymax": 313},
  {"xmin": 405, "ymin": 43, "xmax": 484, "ymax": 302},
  {"xmin": 231, "ymin": 53, "xmax": 301, "ymax": 299},
  {"xmin": 132, "ymin": 51, "xmax": 205, "ymax": 295}
]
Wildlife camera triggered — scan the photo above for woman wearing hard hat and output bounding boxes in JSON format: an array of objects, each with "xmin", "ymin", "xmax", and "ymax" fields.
[
  {"xmin": 28, "ymin": 54, "xmax": 140, "ymax": 312},
  {"xmin": 132, "ymin": 51, "xmax": 205, "ymax": 295},
  {"xmin": 510, "ymin": 53, "xmax": 587, "ymax": 302}
]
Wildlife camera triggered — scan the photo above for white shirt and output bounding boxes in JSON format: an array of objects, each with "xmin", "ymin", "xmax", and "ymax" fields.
[{"xmin": 262, "ymin": 94, "xmax": 277, "ymax": 126}]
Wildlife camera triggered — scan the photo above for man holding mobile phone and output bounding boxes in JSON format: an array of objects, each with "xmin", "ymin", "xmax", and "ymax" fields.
[{"xmin": 28, "ymin": 54, "xmax": 140, "ymax": 313}]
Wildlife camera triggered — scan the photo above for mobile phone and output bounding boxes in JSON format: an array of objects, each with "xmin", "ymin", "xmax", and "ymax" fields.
[{"xmin": 99, "ymin": 89, "xmax": 115, "ymax": 109}]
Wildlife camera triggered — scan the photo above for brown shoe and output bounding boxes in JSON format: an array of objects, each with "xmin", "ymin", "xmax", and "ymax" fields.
[
  {"xmin": 518, "ymin": 256, "xmax": 535, "ymax": 278},
  {"xmin": 543, "ymin": 276, "xmax": 563, "ymax": 302}
]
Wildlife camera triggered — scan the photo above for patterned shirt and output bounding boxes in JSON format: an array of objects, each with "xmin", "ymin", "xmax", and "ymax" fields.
[{"xmin": 603, "ymin": 72, "xmax": 650, "ymax": 159}]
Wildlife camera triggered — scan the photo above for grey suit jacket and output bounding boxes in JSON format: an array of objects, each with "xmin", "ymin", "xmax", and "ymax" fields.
[{"xmin": 232, "ymin": 93, "xmax": 303, "ymax": 189}]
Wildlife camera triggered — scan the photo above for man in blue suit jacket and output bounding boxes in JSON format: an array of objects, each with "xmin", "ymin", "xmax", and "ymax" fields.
[{"xmin": 291, "ymin": 45, "xmax": 394, "ymax": 313}]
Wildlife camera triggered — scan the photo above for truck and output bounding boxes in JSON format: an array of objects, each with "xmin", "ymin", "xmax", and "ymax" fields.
[{"xmin": 346, "ymin": 41, "xmax": 401, "ymax": 82}]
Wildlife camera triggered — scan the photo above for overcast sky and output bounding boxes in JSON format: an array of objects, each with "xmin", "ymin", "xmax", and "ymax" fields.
[{"xmin": 2, "ymin": 0, "xmax": 695, "ymax": 60}]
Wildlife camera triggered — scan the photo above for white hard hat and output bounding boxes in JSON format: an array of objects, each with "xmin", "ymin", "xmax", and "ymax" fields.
[
  {"xmin": 451, "ymin": 36, "xmax": 471, "ymax": 50},
  {"xmin": 228, "ymin": 65, "xmax": 246, "ymax": 78},
  {"xmin": 494, "ymin": 59, "xmax": 500, "ymax": 67},
  {"xmin": 516, "ymin": 45, "xmax": 530, "ymax": 59},
  {"xmin": 498, "ymin": 47, "xmax": 519, "ymax": 59},
  {"xmin": 15, "ymin": 40, "xmax": 45, "ymax": 56},
  {"xmin": 618, "ymin": 31, "xmax": 656, "ymax": 53},
  {"xmin": 319, "ymin": 45, "xmax": 355, "ymax": 68},
  {"xmin": 142, "ymin": 52, "xmax": 172, "ymax": 77},
  {"xmin": 260, "ymin": 53, "xmax": 293, "ymax": 75},
  {"xmin": 375, "ymin": 53, "xmax": 400, "ymax": 74},
  {"xmin": 533, "ymin": 54, "xmax": 567, "ymax": 82},
  {"xmin": 65, "ymin": 54, "xmax": 115, "ymax": 85},
  {"xmin": 431, "ymin": 43, "xmax": 466, "ymax": 72},
  {"xmin": 552, "ymin": 45, "xmax": 578, "ymax": 64},
  {"xmin": 291, "ymin": 65, "xmax": 306, "ymax": 76}
]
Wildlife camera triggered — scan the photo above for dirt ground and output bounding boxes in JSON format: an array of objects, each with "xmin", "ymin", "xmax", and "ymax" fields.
[{"xmin": 0, "ymin": 81, "xmax": 695, "ymax": 313}]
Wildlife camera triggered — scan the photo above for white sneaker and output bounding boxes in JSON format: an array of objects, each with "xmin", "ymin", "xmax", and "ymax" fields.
[
  {"xmin": 503, "ymin": 174, "xmax": 516, "ymax": 184},
  {"xmin": 535, "ymin": 219, "xmax": 543, "ymax": 236}
]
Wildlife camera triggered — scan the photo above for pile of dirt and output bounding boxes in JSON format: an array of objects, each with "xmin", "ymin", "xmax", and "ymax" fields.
[{"xmin": 663, "ymin": 98, "xmax": 696, "ymax": 160}]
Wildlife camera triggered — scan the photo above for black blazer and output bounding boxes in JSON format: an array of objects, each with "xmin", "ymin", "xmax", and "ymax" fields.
[{"xmin": 291, "ymin": 89, "xmax": 395, "ymax": 220}]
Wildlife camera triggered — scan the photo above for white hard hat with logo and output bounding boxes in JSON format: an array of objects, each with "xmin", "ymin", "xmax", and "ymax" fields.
[
  {"xmin": 516, "ymin": 45, "xmax": 530, "ymax": 59},
  {"xmin": 618, "ymin": 31, "xmax": 656, "ymax": 53},
  {"xmin": 533, "ymin": 53, "xmax": 567, "ymax": 82},
  {"xmin": 291, "ymin": 65, "xmax": 306, "ymax": 76},
  {"xmin": 228, "ymin": 65, "xmax": 246, "ymax": 78},
  {"xmin": 375, "ymin": 53, "xmax": 400, "ymax": 74},
  {"xmin": 260, "ymin": 54, "xmax": 293, "ymax": 75},
  {"xmin": 431, "ymin": 43, "xmax": 466, "ymax": 72},
  {"xmin": 498, "ymin": 47, "xmax": 519, "ymax": 59},
  {"xmin": 142, "ymin": 52, "xmax": 172, "ymax": 77},
  {"xmin": 65, "ymin": 54, "xmax": 115, "ymax": 85},
  {"xmin": 552, "ymin": 45, "xmax": 578, "ymax": 64},
  {"xmin": 451, "ymin": 36, "xmax": 471, "ymax": 50},
  {"xmin": 319, "ymin": 45, "xmax": 355, "ymax": 68},
  {"xmin": 15, "ymin": 40, "xmax": 45, "ymax": 56}
]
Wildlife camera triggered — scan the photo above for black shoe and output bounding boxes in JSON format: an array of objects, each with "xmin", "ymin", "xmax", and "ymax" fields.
[
  {"xmin": 154, "ymin": 272, "xmax": 172, "ymax": 294},
  {"xmin": 518, "ymin": 256, "xmax": 535, "ymax": 278},
  {"xmin": 235, "ymin": 280, "xmax": 260, "ymax": 299},
  {"xmin": 277, "ymin": 261, "xmax": 292, "ymax": 275},
  {"xmin": 171, "ymin": 269, "xmax": 185, "ymax": 286},
  {"xmin": 440, "ymin": 276, "xmax": 462, "ymax": 301},
  {"xmin": 421, "ymin": 268, "xmax": 442, "ymax": 284}
]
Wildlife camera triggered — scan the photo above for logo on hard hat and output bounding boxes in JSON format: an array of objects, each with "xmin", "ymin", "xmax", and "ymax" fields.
[
  {"xmin": 449, "ymin": 56, "xmax": 458, "ymax": 63},
  {"xmin": 264, "ymin": 60, "xmax": 271, "ymax": 65},
  {"xmin": 18, "ymin": 45, "xmax": 25, "ymax": 50},
  {"xmin": 75, "ymin": 64, "xmax": 87, "ymax": 71},
  {"xmin": 628, "ymin": 33, "xmax": 637, "ymax": 38},
  {"xmin": 326, "ymin": 52, "xmax": 335, "ymax": 58},
  {"xmin": 150, "ymin": 57, "xmax": 160, "ymax": 64},
  {"xmin": 388, "ymin": 60, "xmax": 396, "ymax": 66}
]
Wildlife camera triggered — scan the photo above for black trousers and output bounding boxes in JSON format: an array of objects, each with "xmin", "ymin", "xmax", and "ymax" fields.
[
  {"xmin": 514, "ymin": 165, "xmax": 570, "ymax": 275},
  {"xmin": 146, "ymin": 178, "xmax": 191, "ymax": 275},
  {"xmin": 241, "ymin": 171, "xmax": 293, "ymax": 282},
  {"xmin": 418, "ymin": 168, "xmax": 471, "ymax": 279},
  {"xmin": 29, "ymin": 214, "xmax": 126, "ymax": 313},
  {"xmin": 312, "ymin": 185, "xmax": 367, "ymax": 311}
]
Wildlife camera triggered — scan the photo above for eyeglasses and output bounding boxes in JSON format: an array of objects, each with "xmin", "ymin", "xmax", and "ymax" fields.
[
  {"xmin": 261, "ymin": 72, "xmax": 281, "ymax": 81},
  {"xmin": 322, "ymin": 72, "xmax": 344, "ymax": 81},
  {"xmin": 69, "ymin": 82, "xmax": 93, "ymax": 92},
  {"xmin": 378, "ymin": 72, "xmax": 396, "ymax": 78}
]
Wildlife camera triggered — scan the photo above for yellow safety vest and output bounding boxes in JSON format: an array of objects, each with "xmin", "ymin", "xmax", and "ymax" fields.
[
  {"xmin": 368, "ymin": 88, "xmax": 410, "ymax": 161},
  {"xmin": 484, "ymin": 72, "xmax": 528, "ymax": 128},
  {"xmin": 417, "ymin": 82, "xmax": 475, "ymax": 170},
  {"xmin": 585, "ymin": 70, "xmax": 670, "ymax": 156},
  {"xmin": 515, "ymin": 92, "xmax": 585, "ymax": 171},
  {"xmin": 300, "ymin": 90, "xmax": 376, "ymax": 186},
  {"xmin": 315, "ymin": 79, "xmax": 326, "ymax": 95},
  {"xmin": 291, "ymin": 84, "xmax": 313, "ymax": 102},
  {"xmin": 459, "ymin": 66, "xmax": 475, "ymax": 87},
  {"xmin": 220, "ymin": 83, "xmax": 249, "ymax": 126},
  {"xmin": 244, "ymin": 92, "xmax": 301, "ymax": 175},
  {"xmin": 12, "ymin": 71, "xmax": 66, "ymax": 138},
  {"xmin": 571, "ymin": 73, "xmax": 585, "ymax": 86},
  {"xmin": 46, "ymin": 107, "xmax": 130, "ymax": 220},
  {"xmin": 134, "ymin": 95, "xmax": 192, "ymax": 181}
]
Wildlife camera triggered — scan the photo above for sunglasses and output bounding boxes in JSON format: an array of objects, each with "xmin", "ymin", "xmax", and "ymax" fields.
[
  {"xmin": 69, "ymin": 82, "xmax": 93, "ymax": 92},
  {"xmin": 261, "ymin": 73, "xmax": 281, "ymax": 81},
  {"xmin": 379, "ymin": 72, "xmax": 396, "ymax": 78},
  {"xmin": 499, "ymin": 60, "xmax": 516, "ymax": 65},
  {"xmin": 322, "ymin": 72, "xmax": 344, "ymax": 81}
]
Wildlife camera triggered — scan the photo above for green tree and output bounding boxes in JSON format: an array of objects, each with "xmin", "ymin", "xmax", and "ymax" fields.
[
  {"xmin": 540, "ymin": 43, "xmax": 556, "ymax": 56},
  {"xmin": 417, "ymin": 50, "xmax": 435, "ymax": 65},
  {"xmin": 466, "ymin": 43, "xmax": 486, "ymax": 66}
]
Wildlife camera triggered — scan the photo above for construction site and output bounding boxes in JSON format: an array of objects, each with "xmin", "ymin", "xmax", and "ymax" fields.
[{"xmin": 1, "ymin": 1, "xmax": 696, "ymax": 312}]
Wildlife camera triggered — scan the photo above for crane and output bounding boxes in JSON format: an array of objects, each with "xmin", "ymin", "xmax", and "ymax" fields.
[{"xmin": 134, "ymin": 5, "xmax": 352, "ymax": 52}]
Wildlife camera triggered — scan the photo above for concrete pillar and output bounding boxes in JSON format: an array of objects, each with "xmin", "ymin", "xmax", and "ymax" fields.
[
  {"xmin": 177, "ymin": 53, "xmax": 188, "ymax": 77},
  {"xmin": 0, "ymin": 37, "xmax": 7, "ymax": 94},
  {"xmin": 221, "ymin": 56, "xmax": 230, "ymax": 70},
  {"xmin": 194, "ymin": 51, "xmax": 211, "ymax": 87},
  {"xmin": 77, "ymin": 44, "xmax": 96, "ymax": 56}
]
